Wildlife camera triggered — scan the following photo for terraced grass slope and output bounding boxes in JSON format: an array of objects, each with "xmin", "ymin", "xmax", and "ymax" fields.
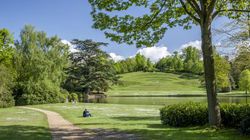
[{"xmin": 108, "ymin": 72, "xmax": 205, "ymax": 96}]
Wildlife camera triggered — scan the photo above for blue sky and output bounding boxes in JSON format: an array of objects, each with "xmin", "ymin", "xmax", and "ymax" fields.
[{"xmin": 0, "ymin": 0, "xmax": 228, "ymax": 59}]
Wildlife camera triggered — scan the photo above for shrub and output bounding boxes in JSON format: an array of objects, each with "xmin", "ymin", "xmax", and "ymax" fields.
[
  {"xmin": 0, "ymin": 90, "xmax": 15, "ymax": 108},
  {"xmin": 160, "ymin": 102, "xmax": 250, "ymax": 127},
  {"xmin": 15, "ymin": 80, "xmax": 67, "ymax": 105},
  {"xmin": 68, "ymin": 93, "xmax": 78, "ymax": 102},
  {"xmin": 240, "ymin": 117, "xmax": 250, "ymax": 134},
  {"xmin": 220, "ymin": 104, "xmax": 250, "ymax": 127},
  {"xmin": 160, "ymin": 102, "xmax": 208, "ymax": 127},
  {"xmin": 0, "ymin": 65, "xmax": 15, "ymax": 108}
]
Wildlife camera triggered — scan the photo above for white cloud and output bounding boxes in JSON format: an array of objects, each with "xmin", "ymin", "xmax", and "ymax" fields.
[
  {"xmin": 215, "ymin": 42, "xmax": 222, "ymax": 47},
  {"xmin": 180, "ymin": 40, "xmax": 224, "ymax": 51},
  {"xmin": 61, "ymin": 40, "xmax": 78, "ymax": 52},
  {"xmin": 180, "ymin": 40, "xmax": 201, "ymax": 50},
  {"xmin": 136, "ymin": 45, "xmax": 171, "ymax": 62},
  {"xmin": 109, "ymin": 53, "xmax": 125, "ymax": 62}
]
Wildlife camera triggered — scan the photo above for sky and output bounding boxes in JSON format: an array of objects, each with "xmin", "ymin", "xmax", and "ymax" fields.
[{"xmin": 0, "ymin": 0, "xmax": 229, "ymax": 62}]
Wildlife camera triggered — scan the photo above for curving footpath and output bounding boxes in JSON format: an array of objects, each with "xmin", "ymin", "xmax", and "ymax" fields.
[{"xmin": 20, "ymin": 107, "xmax": 137, "ymax": 140}]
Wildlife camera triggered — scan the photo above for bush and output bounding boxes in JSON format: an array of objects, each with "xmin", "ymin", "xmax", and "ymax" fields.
[
  {"xmin": 220, "ymin": 104, "xmax": 250, "ymax": 127},
  {"xmin": 0, "ymin": 65, "xmax": 15, "ymax": 108},
  {"xmin": 68, "ymin": 93, "xmax": 78, "ymax": 102},
  {"xmin": 15, "ymin": 80, "xmax": 67, "ymax": 105},
  {"xmin": 160, "ymin": 102, "xmax": 250, "ymax": 127},
  {"xmin": 0, "ymin": 90, "xmax": 15, "ymax": 108},
  {"xmin": 160, "ymin": 102, "xmax": 208, "ymax": 127}
]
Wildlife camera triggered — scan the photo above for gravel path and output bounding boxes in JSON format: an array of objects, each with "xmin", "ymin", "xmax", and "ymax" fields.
[{"xmin": 20, "ymin": 107, "xmax": 137, "ymax": 140}]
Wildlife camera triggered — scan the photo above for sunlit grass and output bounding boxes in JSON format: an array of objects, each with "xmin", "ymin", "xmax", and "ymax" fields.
[
  {"xmin": 33, "ymin": 103, "xmax": 250, "ymax": 140},
  {"xmin": 0, "ymin": 107, "xmax": 51, "ymax": 140},
  {"xmin": 109, "ymin": 72, "xmax": 205, "ymax": 96}
]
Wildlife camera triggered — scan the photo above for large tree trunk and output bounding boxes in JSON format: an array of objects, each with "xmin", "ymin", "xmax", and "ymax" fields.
[{"xmin": 200, "ymin": 19, "xmax": 221, "ymax": 126}]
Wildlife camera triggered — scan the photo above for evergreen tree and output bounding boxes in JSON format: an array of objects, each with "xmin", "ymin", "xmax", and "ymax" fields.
[{"xmin": 64, "ymin": 39, "xmax": 118, "ymax": 95}]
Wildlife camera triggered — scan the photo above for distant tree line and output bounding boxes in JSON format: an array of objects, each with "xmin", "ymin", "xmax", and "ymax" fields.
[
  {"xmin": 114, "ymin": 54, "xmax": 154, "ymax": 74},
  {"xmin": 114, "ymin": 45, "xmax": 250, "ymax": 93}
]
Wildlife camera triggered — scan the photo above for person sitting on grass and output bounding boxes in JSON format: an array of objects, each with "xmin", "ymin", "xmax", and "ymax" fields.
[{"xmin": 83, "ymin": 109, "xmax": 92, "ymax": 117}]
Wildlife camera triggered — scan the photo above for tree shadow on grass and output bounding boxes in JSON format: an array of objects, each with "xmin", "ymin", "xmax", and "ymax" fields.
[
  {"xmin": 75, "ymin": 122, "xmax": 249, "ymax": 140},
  {"xmin": 178, "ymin": 73, "xmax": 200, "ymax": 80},
  {"xmin": 128, "ymin": 124, "xmax": 250, "ymax": 140},
  {"xmin": 111, "ymin": 116, "xmax": 159, "ymax": 121},
  {"xmin": 0, "ymin": 125, "xmax": 51, "ymax": 140}
]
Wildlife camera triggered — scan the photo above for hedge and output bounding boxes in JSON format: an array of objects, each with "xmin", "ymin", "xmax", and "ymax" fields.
[{"xmin": 160, "ymin": 102, "xmax": 250, "ymax": 127}]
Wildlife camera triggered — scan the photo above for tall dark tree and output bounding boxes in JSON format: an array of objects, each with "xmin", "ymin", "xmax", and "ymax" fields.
[
  {"xmin": 89, "ymin": 0, "xmax": 249, "ymax": 126},
  {"xmin": 65, "ymin": 39, "xmax": 118, "ymax": 95}
]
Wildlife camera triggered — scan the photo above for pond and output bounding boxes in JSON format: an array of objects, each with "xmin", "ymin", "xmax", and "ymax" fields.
[{"xmin": 87, "ymin": 96, "xmax": 250, "ymax": 105}]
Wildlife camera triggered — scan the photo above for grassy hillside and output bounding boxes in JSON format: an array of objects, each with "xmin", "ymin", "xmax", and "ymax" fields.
[{"xmin": 108, "ymin": 72, "xmax": 205, "ymax": 96}]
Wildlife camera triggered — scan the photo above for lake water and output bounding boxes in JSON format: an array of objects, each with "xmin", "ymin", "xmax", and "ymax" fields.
[{"xmin": 88, "ymin": 96, "xmax": 250, "ymax": 105}]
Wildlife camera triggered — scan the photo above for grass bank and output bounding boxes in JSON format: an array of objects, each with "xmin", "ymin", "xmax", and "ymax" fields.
[
  {"xmin": 108, "ymin": 72, "xmax": 247, "ymax": 97},
  {"xmin": 32, "ymin": 103, "xmax": 249, "ymax": 140},
  {"xmin": 0, "ymin": 107, "xmax": 51, "ymax": 140}
]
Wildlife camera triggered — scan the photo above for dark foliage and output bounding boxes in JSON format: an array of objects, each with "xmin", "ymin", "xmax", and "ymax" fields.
[{"xmin": 160, "ymin": 103, "xmax": 250, "ymax": 127}]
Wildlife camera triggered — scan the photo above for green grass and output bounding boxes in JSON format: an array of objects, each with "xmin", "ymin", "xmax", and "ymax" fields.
[
  {"xmin": 108, "ymin": 72, "xmax": 247, "ymax": 97},
  {"xmin": 32, "ymin": 103, "xmax": 249, "ymax": 140},
  {"xmin": 108, "ymin": 72, "xmax": 205, "ymax": 96},
  {"xmin": 0, "ymin": 107, "xmax": 51, "ymax": 140}
]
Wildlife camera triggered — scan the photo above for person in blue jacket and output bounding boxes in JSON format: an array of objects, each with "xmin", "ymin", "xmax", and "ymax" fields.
[{"xmin": 83, "ymin": 109, "xmax": 92, "ymax": 117}]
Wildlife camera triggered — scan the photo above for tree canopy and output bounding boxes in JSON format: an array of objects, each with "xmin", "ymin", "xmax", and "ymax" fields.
[
  {"xmin": 89, "ymin": 0, "xmax": 249, "ymax": 48},
  {"xmin": 89, "ymin": 0, "xmax": 250, "ymax": 126},
  {"xmin": 64, "ymin": 39, "xmax": 118, "ymax": 94},
  {"xmin": 13, "ymin": 25, "xmax": 69, "ymax": 105},
  {"xmin": 239, "ymin": 69, "xmax": 250, "ymax": 94},
  {"xmin": 0, "ymin": 28, "xmax": 15, "ymax": 108}
]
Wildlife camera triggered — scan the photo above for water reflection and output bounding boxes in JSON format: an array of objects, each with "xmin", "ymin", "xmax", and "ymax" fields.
[{"xmin": 85, "ymin": 96, "xmax": 250, "ymax": 105}]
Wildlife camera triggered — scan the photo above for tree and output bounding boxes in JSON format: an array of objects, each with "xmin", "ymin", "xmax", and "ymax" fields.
[
  {"xmin": 214, "ymin": 54, "xmax": 231, "ymax": 92},
  {"xmin": 214, "ymin": 12, "xmax": 250, "ymax": 48},
  {"xmin": 89, "ymin": 0, "xmax": 249, "ymax": 126},
  {"xmin": 135, "ymin": 53, "xmax": 148, "ymax": 71},
  {"xmin": 182, "ymin": 46, "xmax": 203, "ymax": 74},
  {"xmin": 172, "ymin": 51, "xmax": 183, "ymax": 72},
  {"xmin": 64, "ymin": 39, "xmax": 118, "ymax": 95},
  {"xmin": 155, "ymin": 54, "xmax": 183, "ymax": 73},
  {"xmin": 239, "ymin": 69, "xmax": 250, "ymax": 94},
  {"xmin": 14, "ymin": 25, "xmax": 69, "ymax": 105},
  {"xmin": 231, "ymin": 46, "xmax": 250, "ymax": 87},
  {"xmin": 0, "ymin": 28, "xmax": 15, "ymax": 107}
]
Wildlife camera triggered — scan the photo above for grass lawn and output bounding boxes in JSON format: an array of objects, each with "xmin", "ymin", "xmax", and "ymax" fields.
[
  {"xmin": 109, "ymin": 72, "xmax": 205, "ymax": 96},
  {"xmin": 0, "ymin": 107, "xmax": 51, "ymax": 140},
  {"xmin": 108, "ymin": 72, "xmax": 247, "ymax": 97},
  {"xmin": 32, "ymin": 103, "xmax": 249, "ymax": 140}
]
